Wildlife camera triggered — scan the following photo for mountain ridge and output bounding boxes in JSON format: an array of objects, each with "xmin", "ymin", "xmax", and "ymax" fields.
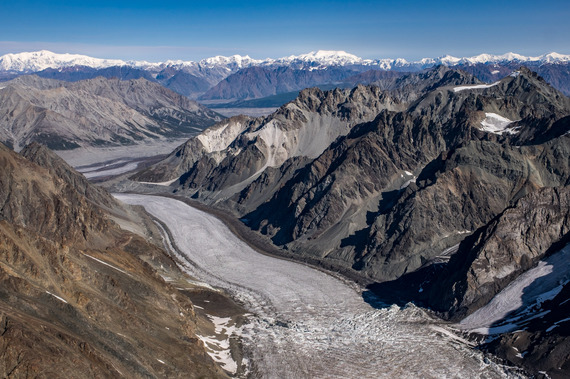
[
  {"xmin": 0, "ymin": 75, "xmax": 223, "ymax": 150},
  {"xmin": 2, "ymin": 50, "xmax": 570, "ymax": 73}
]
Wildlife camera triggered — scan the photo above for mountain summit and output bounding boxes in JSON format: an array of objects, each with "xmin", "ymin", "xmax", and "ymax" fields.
[{"xmin": 2, "ymin": 50, "xmax": 570, "ymax": 73}]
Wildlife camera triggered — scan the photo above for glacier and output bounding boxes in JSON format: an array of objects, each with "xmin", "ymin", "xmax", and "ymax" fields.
[{"xmin": 115, "ymin": 193, "xmax": 526, "ymax": 378}]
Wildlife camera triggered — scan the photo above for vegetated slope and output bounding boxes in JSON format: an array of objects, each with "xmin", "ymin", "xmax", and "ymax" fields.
[
  {"xmin": 0, "ymin": 75, "xmax": 223, "ymax": 150},
  {"xmin": 0, "ymin": 142, "xmax": 225, "ymax": 378}
]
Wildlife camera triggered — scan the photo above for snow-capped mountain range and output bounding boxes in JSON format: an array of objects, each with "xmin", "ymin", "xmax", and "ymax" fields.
[{"xmin": 1, "ymin": 49, "xmax": 569, "ymax": 74}]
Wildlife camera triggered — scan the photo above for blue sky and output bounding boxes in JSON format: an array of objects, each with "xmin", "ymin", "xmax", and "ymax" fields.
[{"xmin": 1, "ymin": 0, "xmax": 568, "ymax": 61}]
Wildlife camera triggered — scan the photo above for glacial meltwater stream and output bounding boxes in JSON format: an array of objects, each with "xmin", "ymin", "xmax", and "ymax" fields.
[{"xmin": 115, "ymin": 194, "xmax": 525, "ymax": 379}]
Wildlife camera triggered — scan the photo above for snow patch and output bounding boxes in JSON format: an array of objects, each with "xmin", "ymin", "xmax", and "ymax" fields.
[
  {"xmin": 480, "ymin": 113, "xmax": 519, "ymax": 135},
  {"xmin": 453, "ymin": 81, "xmax": 501, "ymax": 92},
  {"xmin": 46, "ymin": 291, "xmax": 68, "ymax": 304},
  {"xmin": 459, "ymin": 244, "xmax": 570, "ymax": 335},
  {"xmin": 197, "ymin": 315, "xmax": 242, "ymax": 374},
  {"xmin": 83, "ymin": 253, "xmax": 131, "ymax": 276}
]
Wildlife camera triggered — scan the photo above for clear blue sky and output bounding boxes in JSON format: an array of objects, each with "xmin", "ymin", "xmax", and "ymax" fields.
[{"xmin": 1, "ymin": 0, "xmax": 568, "ymax": 61}]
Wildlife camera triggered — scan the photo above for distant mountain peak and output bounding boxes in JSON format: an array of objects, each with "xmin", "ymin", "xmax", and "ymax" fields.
[
  {"xmin": 0, "ymin": 50, "xmax": 127, "ymax": 72},
  {"xmin": 2, "ymin": 50, "xmax": 570, "ymax": 74}
]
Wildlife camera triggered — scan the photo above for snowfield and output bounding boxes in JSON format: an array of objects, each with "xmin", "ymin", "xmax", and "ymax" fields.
[
  {"xmin": 480, "ymin": 113, "xmax": 519, "ymax": 135},
  {"xmin": 115, "ymin": 194, "xmax": 525, "ymax": 378},
  {"xmin": 459, "ymin": 244, "xmax": 570, "ymax": 335},
  {"xmin": 453, "ymin": 81, "xmax": 501, "ymax": 92}
]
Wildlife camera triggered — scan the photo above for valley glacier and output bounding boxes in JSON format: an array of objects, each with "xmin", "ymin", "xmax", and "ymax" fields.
[{"xmin": 115, "ymin": 194, "xmax": 526, "ymax": 378}]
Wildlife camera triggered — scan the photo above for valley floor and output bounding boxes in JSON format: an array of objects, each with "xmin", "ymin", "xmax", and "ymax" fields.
[{"xmin": 115, "ymin": 194, "xmax": 527, "ymax": 379}]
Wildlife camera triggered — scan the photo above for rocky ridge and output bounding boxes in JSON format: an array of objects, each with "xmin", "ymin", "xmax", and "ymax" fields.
[
  {"xmin": 0, "ymin": 142, "xmax": 227, "ymax": 378},
  {"xmin": 131, "ymin": 66, "xmax": 570, "ymax": 375},
  {"xmin": 133, "ymin": 84, "xmax": 404, "ymax": 201},
  {"xmin": 0, "ymin": 75, "xmax": 223, "ymax": 150}
]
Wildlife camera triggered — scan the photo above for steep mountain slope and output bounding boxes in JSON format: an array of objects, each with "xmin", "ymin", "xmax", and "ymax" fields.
[
  {"xmin": 0, "ymin": 142, "xmax": 225, "ymax": 378},
  {"xmin": 0, "ymin": 75, "xmax": 223, "ymax": 150},
  {"xmin": 133, "ymin": 85, "xmax": 404, "ymax": 198},
  {"xmin": 125, "ymin": 64, "xmax": 570, "ymax": 375},
  {"xmin": 240, "ymin": 68, "xmax": 570, "ymax": 280},
  {"xmin": 134, "ymin": 67, "xmax": 570, "ymax": 287}
]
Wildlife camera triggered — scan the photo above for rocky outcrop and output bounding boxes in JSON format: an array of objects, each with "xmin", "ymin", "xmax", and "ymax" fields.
[
  {"xmin": 136, "ymin": 68, "xmax": 570, "ymax": 290},
  {"xmin": 134, "ymin": 85, "xmax": 403, "ymax": 193},
  {"xmin": 0, "ymin": 75, "xmax": 223, "ymax": 150},
  {"xmin": 425, "ymin": 185, "xmax": 570, "ymax": 319},
  {"xmin": 0, "ymin": 142, "xmax": 225, "ymax": 378},
  {"xmin": 20, "ymin": 142, "xmax": 119, "ymax": 210},
  {"xmin": 235, "ymin": 69, "xmax": 569, "ymax": 282}
]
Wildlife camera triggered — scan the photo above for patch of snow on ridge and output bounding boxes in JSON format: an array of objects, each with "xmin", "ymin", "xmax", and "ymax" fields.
[
  {"xmin": 480, "ymin": 113, "xmax": 518, "ymax": 135},
  {"xmin": 453, "ymin": 81, "xmax": 501, "ymax": 92},
  {"xmin": 459, "ymin": 244, "xmax": 570, "ymax": 335},
  {"xmin": 197, "ymin": 315, "xmax": 242, "ymax": 374},
  {"xmin": 46, "ymin": 291, "xmax": 68, "ymax": 304}
]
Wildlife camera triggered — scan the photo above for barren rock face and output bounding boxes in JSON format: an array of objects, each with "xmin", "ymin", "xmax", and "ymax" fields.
[
  {"xmin": 0, "ymin": 75, "xmax": 223, "ymax": 150},
  {"xmin": 141, "ymin": 67, "xmax": 570, "ymax": 290},
  {"xmin": 0, "ymin": 142, "xmax": 225, "ymax": 378},
  {"xmin": 427, "ymin": 186, "xmax": 570, "ymax": 318},
  {"xmin": 133, "ymin": 85, "xmax": 403, "ymax": 190}
]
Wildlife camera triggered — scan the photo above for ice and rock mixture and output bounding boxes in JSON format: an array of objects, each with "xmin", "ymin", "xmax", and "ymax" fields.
[
  {"xmin": 115, "ymin": 194, "xmax": 525, "ymax": 379},
  {"xmin": 459, "ymin": 244, "xmax": 570, "ymax": 336},
  {"xmin": 479, "ymin": 113, "xmax": 519, "ymax": 135}
]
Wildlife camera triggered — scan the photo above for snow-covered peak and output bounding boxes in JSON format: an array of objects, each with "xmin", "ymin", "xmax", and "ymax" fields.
[
  {"xmin": 540, "ymin": 52, "xmax": 570, "ymax": 63},
  {"xmin": 0, "ymin": 50, "xmax": 126, "ymax": 72},
  {"xmin": 277, "ymin": 50, "xmax": 364, "ymax": 66},
  {"xmin": 2, "ymin": 50, "xmax": 570, "ymax": 75},
  {"xmin": 200, "ymin": 54, "xmax": 263, "ymax": 68}
]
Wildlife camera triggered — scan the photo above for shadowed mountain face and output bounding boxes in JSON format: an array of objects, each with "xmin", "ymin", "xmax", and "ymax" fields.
[
  {"xmin": 0, "ymin": 75, "xmax": 223, "ymax": 151},
  {"xmin": 0, "ymin": 142, "xmax": 225, "ymax": 378},
  {"xmin": 142, "ymin": 67, "xmax": 570, "ymax": 279},
  {"xmin": 130, "ymin": 66, "xmax": 570, "ymax": 376}
]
